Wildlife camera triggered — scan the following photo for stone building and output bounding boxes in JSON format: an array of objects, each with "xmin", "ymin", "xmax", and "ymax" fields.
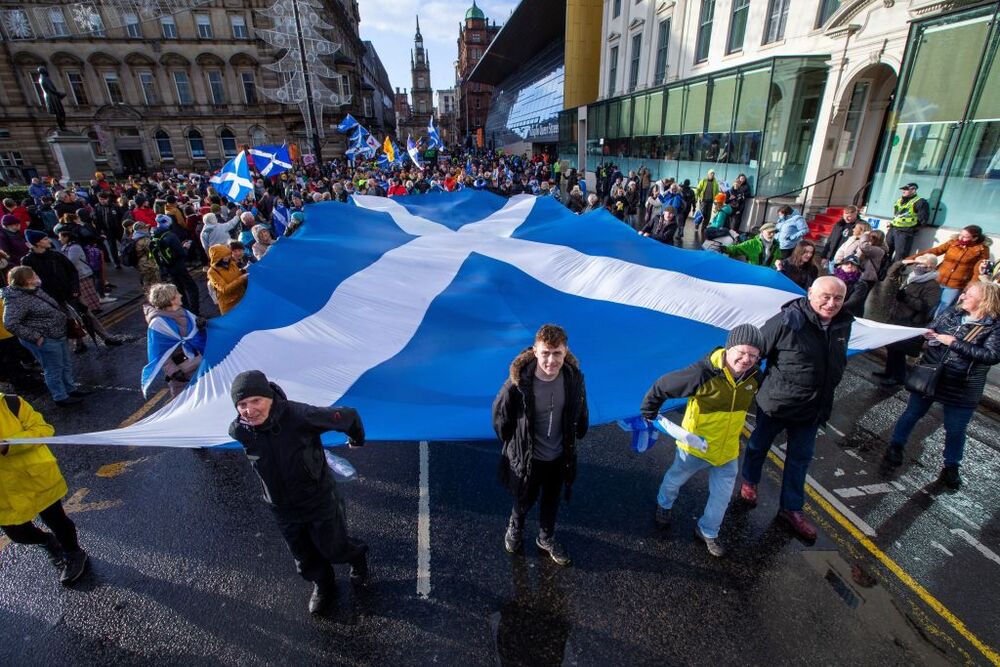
[
  {"xmin": 395, "ymin": 16, "xmax": 433, "ymax": 142},
  {"xmin": 0, "ymin": 0, "xmax": 388, "ymax": 181},
  {"xmin": 436, "ymin": 88, "xmax": 458, "ymax": 147},
  {"xmin": 455, "ymin": 1, "xmax": 500, "ymax": 148}
]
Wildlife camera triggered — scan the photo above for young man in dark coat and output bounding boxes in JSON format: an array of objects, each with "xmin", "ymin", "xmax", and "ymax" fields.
[
  {"xmin": 493, "ymin": 324, "xmax": 589, "ymax": 566},
  {"xmin": 739, "ymin": 276, "xmax": 854, "ymax": 541},
  {"xmin": 229, "ymin": 370, "xmax": 369, "ymax": 614}
]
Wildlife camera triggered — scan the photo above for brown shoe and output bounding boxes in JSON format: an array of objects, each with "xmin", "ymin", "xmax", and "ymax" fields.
[{"xmin": 777, "ymin": 509, "xmax": 817, "ymax": 541}]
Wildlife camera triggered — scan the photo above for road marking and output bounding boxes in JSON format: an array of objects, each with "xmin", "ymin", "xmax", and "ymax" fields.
[
  {"xmin": 951, "ymin": 529, "xmax": 1000, "ymax": 567},
  {"xmin": 931, "ymin": 541, "xmax": 954, "ymax": 558},
  {"xmin": 767, "ymin": 449, "xmax": 1000, "ymax": 666},
  {"xmin": 416, "ymin": 440, "xmax": 431, "ymax": 599},
  {"xmin": 63, "ymin": 488, "xmax": 124, "ymax": 514},
  {"xmin": 825, "ymin": 422, "xmax": 848, "ymax": 438},
  {"xmin": 118, "ymin": 388, "xmax": 169, "ymax": 428},
  {"xmin": 97, "ymin": 457, "xmax": 149, "ymax": 478}
]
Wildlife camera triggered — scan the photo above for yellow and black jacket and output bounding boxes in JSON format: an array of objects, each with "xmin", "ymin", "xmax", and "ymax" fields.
[{"xmin": 640, "ymin": 348, "xmax": 760, "ymax": 466}]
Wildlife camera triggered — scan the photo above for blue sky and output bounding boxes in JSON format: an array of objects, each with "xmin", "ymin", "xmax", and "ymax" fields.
[{"xmin": 359, "ymin": 0, "xmax": 516, "ymax": 94}]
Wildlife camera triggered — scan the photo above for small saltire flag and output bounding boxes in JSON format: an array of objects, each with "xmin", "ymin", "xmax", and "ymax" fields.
[
  {"xmin": 248, "ymin": 144, "xmax": 293, "ymax": 178},
  {"xmin": 617, "ymin": 416, "xmax": 660, "ymax": 453},
  {"xmin": 427, "ymin": 117, "xmax": 444, "ymax": 150},
  {"xmin": 407, "ymin": 135, "xmax": 423, "ymax": 169},
  {"xmin": 337, "ymin": 114, "xmax": 360, "ymax": 133},
  {"xmin": 382, "ymin": 136, "xmax": 395, "ymax": 164},
  {"xmin": 209, "ymin": 150, "xmax": 254, "ymax": 204}
]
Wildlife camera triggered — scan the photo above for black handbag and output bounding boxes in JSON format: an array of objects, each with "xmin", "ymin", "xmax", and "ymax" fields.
[{"xmin": 904, "ymin": 325, "xmax": 984, "ymax": 396}]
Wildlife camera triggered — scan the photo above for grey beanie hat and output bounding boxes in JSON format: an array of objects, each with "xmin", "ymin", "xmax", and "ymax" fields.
[{"xmin": 726, "ymin": 323, "xmax": 764, "ymax": 352}]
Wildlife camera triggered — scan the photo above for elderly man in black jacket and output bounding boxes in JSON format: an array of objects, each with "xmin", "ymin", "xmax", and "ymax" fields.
[
  {"xmin": 739, "ymin": 276, "xmax": 853, "ymax": 541},
  {"xmin": 493, "ymin": 324, "xmax": 589, "ymax": 566},
  {"xmin": 229, "ymin": 370, "xmax": 369, "ymax": 615}
]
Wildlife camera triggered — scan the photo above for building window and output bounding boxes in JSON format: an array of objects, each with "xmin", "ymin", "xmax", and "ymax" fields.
[
  {"xmin": 66, "ymin": 71, "xmax": 89, "ymax": 106},
  {"xmin": 628, "ymin": 33, "xmax": 641, "ymax": 91},
  {"xmin": 124, "ymin": 12, "xmax": 141, "ymax": 37},
  {"xmin": 196, "ymin": 14, "xmax": 213, "ymax": 39},
  {"xmin": 29, "ymin": 72, "xmax": 45, "ymax": 106},
  {"xmin": 103, "ymin": 72, "xmax": 124, "ymax": 104},
  {"xmin": 607, "ymin": 45, "xmax": 618, "ymax": 96},
  {"xmin": 612, "ymin": 0, "xmax": 621, "ymax": 19},
  {"xmin": 363, "ymin": 96, "xmax": 373, "ymax": 116},
  {"xmin": 727, "ymin": 0, "xmax": 749, "ymax": 53},
  {"xmin": 155, "ymin": 130, "xmax": 173, "ymax": 160},
  {"xmin": 138, "ymin": 71, "xmax": 158, "ymax": 104},
  {"xmin": 817, "ymin": 0, "xmax": 841, "ymax": 27},
  {"xmin": 161, "ymin": 16, "xmax": 177, "ymax": 39},
  {"xmin": 654, "ymin": 19, "xmax": 670, "ymax": 84},
  {"xmin": 339, "ymin": 74, "xmax": 351, "ymax": 99},
  {"xmin": 230, "ymin": 14, "xmax": 248, "ymax": 39},
  {"xmin": 48, "ymin": 8, "xmax": 70, "ymax": 37},
  {"xmin": 764, "ymin": 0, "xmax": 790, "ymax": 44},
  {"xmin": 207, "ymin": 70, "xmax": 226, "ymax": 104},
  {"xmin": 88, "ymin": 130, "xmax": 107, "ymax": 161},
  {"xmin": 220, "ymin": 128, "xmax": 237, "ymax": 159},
  {"xmin": 241, "ymin": 71, "xmax": 256, "ymax": 104},
  {"xmin": 187, "ymin": 129, "xmax": 205, "ymax": 159},
  {"xmin": 695, "ymin": 0, "xmax": 715, "ymax": 63},
  {"xmin": 835, "ymin": 80, "xmax": 870, "ymax": 168},
  {"xmin": 83, "ymin": 11, "xmax": 106, "ymax": 37},
  {"xmin": 471, "ymin": 33, "xmax": 481, "ymax": 42},
  {"xmin": 173, "ymin": 71, "xmax": 193, "ymax": 105},
  {"xmin": 417, "ymin": 75, "xmax": 425, "ymax": 88},
  {"xmin": 0, "ymin": 151, "xmax": 25, "ymax": 183},
  {"xmin": 251, "ymin": 126, "xmax": 267, "ymax": 145}
]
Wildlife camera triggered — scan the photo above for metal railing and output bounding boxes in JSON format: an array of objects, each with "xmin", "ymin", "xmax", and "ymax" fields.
[{"xmin": 760, "ymin": 169, "xmax": 844, "ymax": 222}]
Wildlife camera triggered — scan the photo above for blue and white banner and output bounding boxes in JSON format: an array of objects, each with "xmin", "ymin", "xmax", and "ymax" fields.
[
  {"xmin": 337, "ymin": 114, "xmax": 360, "ymax": 133},
  {"xmin": 209, "ymin": 151, "xmax": 254, "ymax": 204},
  {"xmin": 6, "ymin": 192, "xmax": 921, "ymax": 448},
  {"xmin": 248, "ymin": 144, "xmax": 293, "ymax": 178},
  {"xmin": 427, "ymin": 117, "xmax": 444, "ymax": 150},
  {"xmin": 406, "ymin": 135, "xmax": 423, "ymax": 169}
]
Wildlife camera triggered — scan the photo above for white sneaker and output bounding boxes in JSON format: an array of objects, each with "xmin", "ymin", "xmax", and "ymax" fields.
[{"xmin": 99, "ymin": 296, "xmax": 118, "ymax": 304}]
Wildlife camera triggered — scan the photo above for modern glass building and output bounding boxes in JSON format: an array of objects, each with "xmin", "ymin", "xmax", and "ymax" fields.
[
  {"xmin": 867, "ymin": 3, "xmax": 1000, "ymax": 234},
  {"xmin": 561, "ymin": 55, "xmax": 828, "ymax": 197},
  {"xmin": 482, "ymin": 41, "xmax": 565, "ymax": 152}
]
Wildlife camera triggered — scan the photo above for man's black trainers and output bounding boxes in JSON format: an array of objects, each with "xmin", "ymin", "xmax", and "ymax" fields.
[
  {"xmin": 504, "ymin": 523, "xmax": 523, "ymax": 554},
  {"xmin": 39, "ymin": 533, "xmax": 63, "ymax": 569},
  {"xmin": 883, "ymin": 445, "xmax": 904, "ymax": 467},
  {"xmin": 308, "ymin": 580, "xmax": 337, "ymax": 614},
  {"xmin": 60, "ymin": 549, "xmax": 88, "ymax": 585},
  {"xmin": 350, "ymin": 554, "xmax": 370, "ymax": 586},
  {"xmin": 654, "ymin": 505, "xmax": 671, "ymax": 528},
  {"xmin": 939, "ymin": 465, "xmax": 962, "ymax": 490},
  {"xmin": 536, "ymin": 536, "xmax": 571, "ymax": 566}
]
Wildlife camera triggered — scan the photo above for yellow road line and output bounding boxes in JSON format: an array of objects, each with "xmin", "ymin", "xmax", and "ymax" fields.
[
  {"xmin": 766, "ymin": 450, "xmax": 1000, "ymax": 665},
  {"xmin": 118, "ymin": 388, "xmax": 169, "ymax": 428}
]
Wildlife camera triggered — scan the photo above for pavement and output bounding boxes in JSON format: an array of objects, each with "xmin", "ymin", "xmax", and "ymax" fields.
[{"xmin": 1, "ymin": 258, "xmax": 999, "ymax": 665}]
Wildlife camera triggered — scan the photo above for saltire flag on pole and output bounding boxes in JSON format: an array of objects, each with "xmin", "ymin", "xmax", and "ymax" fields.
[
  {"xmin": 4, "ymin": 192, "xmax": 922, "ymax": 449},
  {"xmin": 427, "ymin": 116, "xmax": 444, "ymax": 150},
  {"xmin": 209, "ymin": 150, "xmax": 254, "ymax": 204},
  {"xmin": 406, "ymin": 135, "xmax": 423, "ymax": 169},
  {"xmin": 248, "ymin": 144, "xmax": 293, "ymax": 178},
  {"xmin": 337, "ymin": 114, "xmax": 360, "ymax": 133}
]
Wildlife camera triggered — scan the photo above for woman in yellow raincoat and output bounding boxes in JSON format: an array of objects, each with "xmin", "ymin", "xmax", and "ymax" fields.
[{"xmin": 0, "ymin": 394, "xmax": 88, "ymax": 584}]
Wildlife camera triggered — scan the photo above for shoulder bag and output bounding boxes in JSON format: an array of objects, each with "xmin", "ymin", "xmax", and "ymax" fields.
[{"xmin": 904, "ymin": 325, "xmax": 985, "ymax": 396}]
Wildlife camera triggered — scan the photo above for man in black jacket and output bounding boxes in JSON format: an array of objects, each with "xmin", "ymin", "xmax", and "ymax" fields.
[
  {"xmin": 229, "ymin": 370, "xmax": 369, "ymax": 614},
  {"xmin": 821, "ymin": 205, "xmax": 860, "ymax": 272},
  {"xmin": 739, "ymin": 276, "xmax": 853, "ymax": 541},
  {"xmin": 94, "ymin": 192, "xmax": 124, "ymax": 269},
  {"xmin": 493, "ymin": 324, "xmax": 589, "ymax": 566},
  {"xmin": 20, "ymin": 230, "xmax": 79, "ymax": 306},
  {"xmin": 151, "ymin": 215, "xmax": 199, "ymax": 315}
]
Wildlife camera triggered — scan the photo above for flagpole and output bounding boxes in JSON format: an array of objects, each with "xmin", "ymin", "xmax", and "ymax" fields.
[{"xmin": 291, "ymin": 0, "xmax": 323, "ymax": 167}]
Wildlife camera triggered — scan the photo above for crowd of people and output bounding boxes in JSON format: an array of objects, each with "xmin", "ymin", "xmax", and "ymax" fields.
[{"xmin": 1, "ymin": 155, "xmax": 999, "ymax": 609}]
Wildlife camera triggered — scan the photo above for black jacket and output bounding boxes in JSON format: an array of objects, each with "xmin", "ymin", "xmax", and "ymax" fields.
[
  {"xmin": 20, "ymin": 249, "xmax": 79, "ymax": 305},
  {"xmin": 887, "ymin": 268, "xmax": 940, "ymax": 326},
  {"xmin": 921, "ymin": 308, "xmax": 1000, "ymax": 407},
  {"xmin": 229, "ymin": 383, "xmax": 365, "ymax": 519},
  {"xmin": 492, "ymin": 349, "xmax": 589, "ymax": 500},
  {"xmin": 756, "ymin": 297, "xmax": 854, "ymax": 424},
  {"xmin": 822, "ymin": 218, "xmax": 853, "ymax": 259},
  {"xmin": 150, "ymin": 227, "xmax": 187, "ymax": 271},
  {"xmin": 94, "ymin": 203, "xmax": 124, "ymax": 241},
  {"xmin": 842, "ymin": 279, "xmax": 869, "ymax": 318}
]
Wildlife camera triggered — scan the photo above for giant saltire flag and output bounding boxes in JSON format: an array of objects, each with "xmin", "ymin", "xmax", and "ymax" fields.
[
  {"xmin": 3, "ymin": 192, "xmax": 921, "ymax": 449},
  {"xmin": 248, "ymin": 144, "xmax": 293, "ymax": 178},
  {"xmin": 209, "ymin": 151, "xmax": 254, "ymax": 204}
]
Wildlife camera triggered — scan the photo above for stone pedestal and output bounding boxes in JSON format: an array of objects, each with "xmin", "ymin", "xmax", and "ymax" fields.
[{"xmin": 47, "ymin": 132, "xmax": 97, "ymax": 186}]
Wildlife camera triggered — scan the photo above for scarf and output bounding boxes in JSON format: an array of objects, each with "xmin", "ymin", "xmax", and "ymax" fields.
[
  {"xmin": 834, "ymin": 267, "xmax": 861, "ymax": 285},
  {"xmin": 906, "ymin": 268, "xmax": 939, "ymax": 285},
  {"xmin": 142, "ymin": 309, "xmax": 206, "ymax": 397}
]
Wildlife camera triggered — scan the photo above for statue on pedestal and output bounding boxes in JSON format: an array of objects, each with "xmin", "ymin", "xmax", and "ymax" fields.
[{"xmin": 36, "ymin": 67, "xmax": 67, "ymax": 132}]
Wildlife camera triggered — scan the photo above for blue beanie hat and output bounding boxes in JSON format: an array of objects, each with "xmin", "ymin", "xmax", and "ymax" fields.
[
  {"xmin": 155, "ymin": 214, "xmax": 173, "ymax": 228},
  {"xmin": 25, "ymin": 229, "xmax": 48, "ymax": 246},
  {"xmin": 2, "ymin": 214, "xmax": 19, "ymax": 227}
]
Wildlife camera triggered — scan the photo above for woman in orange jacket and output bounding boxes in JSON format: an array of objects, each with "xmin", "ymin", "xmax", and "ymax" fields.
[{"xmin": 906, "ymin": 225, "xmax": 991, "ymax": 317}]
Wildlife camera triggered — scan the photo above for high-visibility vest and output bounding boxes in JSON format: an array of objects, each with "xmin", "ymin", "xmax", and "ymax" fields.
[{"xmin": 892, "ymin": 196, "xmax": 923, "ymax": 228}]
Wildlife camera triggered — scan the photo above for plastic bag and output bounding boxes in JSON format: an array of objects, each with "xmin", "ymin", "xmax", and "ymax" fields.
[{"xmin": 325, "ymin": 450, "xmax": 357, "ymax": 482}]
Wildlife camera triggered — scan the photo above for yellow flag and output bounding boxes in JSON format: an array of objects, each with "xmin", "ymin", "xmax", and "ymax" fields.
[{"xmin": 383, "ymin": 136, "xmax": 395, "ymax": 163}]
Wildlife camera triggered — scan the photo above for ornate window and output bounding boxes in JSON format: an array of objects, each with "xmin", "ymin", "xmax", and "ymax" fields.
[
  {"xmin": 66, "ymin": 71, "xmax": 89, "ymax": 105},
  {"xmin": 241, "ymin": 71, "xmax": 257, "ymax": 104},
  {"xmin": 219, "ymin": 128, "xmax": 237, "ymax": 159},
  {"xmin": 161, "ymin": 16, "xmax": 177, "ymax": 39},
  {"xmin": 187, "ymin": 128, "xmax": 206, "ymax": 159},
  {"xmin": 155, "ymin": 130, "xmax": 174, "ymax": 160},
  {"xmin": 230, "ymin": 15, "xmax": 248, "ymax": 39},
  {"xmin": 138, "ymin": 71, "xmax": 158, "ymax": 105},
  {"xmin": 207, "ymin": 70, "xmax": 226, "ymax": 105},
  {"xmin": 196, "ymin": 14, "xmax": 213, "ymax": 39},
  {"xmin": 173, "ymin": 71, "xmax": 193, "ymax": 105}
]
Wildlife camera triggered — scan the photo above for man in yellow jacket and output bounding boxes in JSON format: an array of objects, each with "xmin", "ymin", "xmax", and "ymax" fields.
[
  {"xmin": 639, "ymin": 324, "xmax": 764, "ymax": 557},
  {"xmin": 0, "ymin": 394, "xmax": 88, "ymax": 584}
]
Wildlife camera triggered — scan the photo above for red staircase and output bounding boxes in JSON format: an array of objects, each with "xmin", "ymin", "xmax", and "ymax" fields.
[{"xmin": 805, "ymin": 206, "xmax": 844, "ymax": 242}]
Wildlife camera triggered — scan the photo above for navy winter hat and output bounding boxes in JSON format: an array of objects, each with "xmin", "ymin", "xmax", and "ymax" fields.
[
  {"xmin": 231, "ymin": 370, "xmax": 274, "ymax": 406},
  {"xmin": 1, "ymin": 214, "xmax": 19, "ymax": 227},
  {"xmin": 726, "ymin": 323, "xmax": 764, "ymax": 352},
  {"xmin": 24, "ymin": 229, "xmax": 48, "ymax": 246}
]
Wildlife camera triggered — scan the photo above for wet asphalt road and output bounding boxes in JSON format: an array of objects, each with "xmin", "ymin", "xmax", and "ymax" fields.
[{"xmin": 1, "ymin": 277, "xmax": 999, "ymax": 666}]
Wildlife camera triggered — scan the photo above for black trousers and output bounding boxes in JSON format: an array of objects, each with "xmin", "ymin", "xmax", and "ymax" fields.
[
  {"xmin": 168, "ymin": 268, "xmax": 200, "ymax": 316},
  {"xmin": 510, "ymin": 457, "xmax": 565, "ymax": 540},
  {"xmin": 274, "ymin": 493, "xmax": 367, "ymax": 584},
  {"xmin": 1, "ymin": 500, "xmax": 79, "ymax": 552},
  {"xmin": 887, "ymin": 227, "xmax": 917, "ymax": 263}
]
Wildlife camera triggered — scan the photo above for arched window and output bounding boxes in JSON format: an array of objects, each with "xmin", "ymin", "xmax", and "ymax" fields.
[
  {"xmin": 251, "ymin": 126, "xmax": 267, "ymax": 145},
  {"xmin": 88, "ymin": 130, "xmax": 107, "ymax": 161},
  {"xmin": 187, "ymin": 128, "xmax": 205, "ymax": 159},
  {"xmin": 219, "ymin": 128, "xmax": 237, "ymax": 159},
  {"xmin": 155, "ymin": 130, "xmax": 173, "ymax": 160}
]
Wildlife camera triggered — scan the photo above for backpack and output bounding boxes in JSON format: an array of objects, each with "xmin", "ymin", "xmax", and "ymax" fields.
[
  {"xmin": 149, "ymin": 235, "xmax": 174, "ymax": 268},
  {"xmin": 119, "ymin": 237, "xmax": 138, "ymax": 267}
]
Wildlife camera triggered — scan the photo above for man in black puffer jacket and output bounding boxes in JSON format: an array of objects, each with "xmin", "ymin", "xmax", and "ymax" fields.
[
  {"xmin": 493, "ymin": 324, "xmax": 588, "ymax": 566},
  {"xmin": 229, "ymin": 370, "xmax": 369, "ymax": 615},
  {"xmin": 740, "ymin": 276, "xmax": 854, "ymax": 541}
]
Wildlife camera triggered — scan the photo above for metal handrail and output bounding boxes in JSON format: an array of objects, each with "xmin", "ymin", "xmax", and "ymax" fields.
[
  {"xmin": 852, "ymin": 179, "xmax": 875, "ymax": 207},
  {"xmin": 761, "ymin": 169, "xmax": 845, "ymax": 223}
]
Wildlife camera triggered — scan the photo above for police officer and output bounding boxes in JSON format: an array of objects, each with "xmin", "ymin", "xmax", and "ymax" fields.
[{"xmin": 886, "ymin": 183, "xmax": 929, "ymax": 263}]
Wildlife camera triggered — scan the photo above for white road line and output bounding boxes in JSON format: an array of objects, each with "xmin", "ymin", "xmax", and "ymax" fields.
[
  {"xmin": 417, "ymin": 440, "xmax": 431, "ymax": 599},
  {"xmin": 930, "ymin": 541, "xmax": 954, "ymax": 558},
  {"xmin": 951, "ymin": 529, "xmax": 1000, "ymax": 567},
  {"xmin": 825, "ymin": 423, "xmax": 847, "ymax": 438},
  {"xmin": 770, "ymin": 446, "xmax": 878, "ymax": 537}
]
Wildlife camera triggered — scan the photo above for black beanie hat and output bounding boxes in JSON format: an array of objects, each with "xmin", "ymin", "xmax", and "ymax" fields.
[
  {"xmin": 231, "ymin": 370, "xmax": 274, "ymax": 406},
  {"xmin": 726, "ymin": 323, "xmax": 764, "ymax": 352}
]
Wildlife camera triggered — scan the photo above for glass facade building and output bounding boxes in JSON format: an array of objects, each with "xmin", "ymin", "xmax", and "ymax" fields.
[
  {"xmin": 563, "ymin": 56, "xmax": 828, "ymax": 197},
  {"xmin": 868, "ymin": 3, "xmax": 1000, "ymax": 234},
  {"xmin": 483, "ymin": 41, "xmax": 565, "ymax": 150}
]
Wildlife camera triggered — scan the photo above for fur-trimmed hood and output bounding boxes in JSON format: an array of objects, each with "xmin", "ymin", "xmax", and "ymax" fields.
[{"xmin": 508, "ymin": 347, "xmax": 581, "ymax": 387}]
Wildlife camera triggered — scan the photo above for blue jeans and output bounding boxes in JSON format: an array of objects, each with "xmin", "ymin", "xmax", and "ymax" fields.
[
  {"xmin": 657, "ymin": 447, "xmax": 738, "ymax": 539},
  {"xmin": 935, "ymin": 287, "xmax": 962, "ymax": 318},
  {"xmin": 890, "ymin": 392, "xmax": 975, "ymax": 466},
  {"xmin": 741, "ymin": 410, "xmax": 819, "ymax": 512},
  {"xmin": 21, "ymin": 337, "xmax": 75, "ymax": 401}
]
